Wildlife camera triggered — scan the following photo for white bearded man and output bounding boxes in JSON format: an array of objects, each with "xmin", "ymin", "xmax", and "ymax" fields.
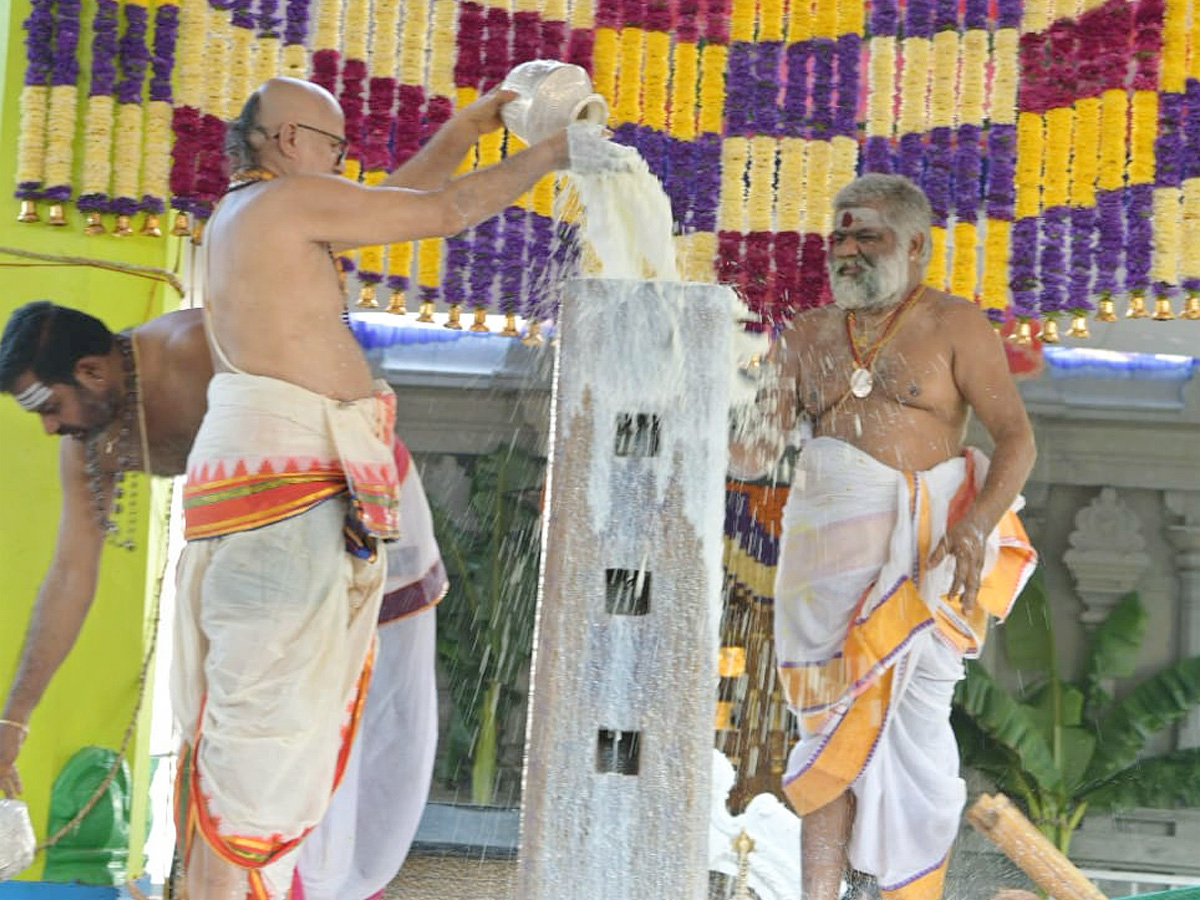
[{"xmin": 729, "ymin": 173, "xmax": 1038, "ymax": 900}]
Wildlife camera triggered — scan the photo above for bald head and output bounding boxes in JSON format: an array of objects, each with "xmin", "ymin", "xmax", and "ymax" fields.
[{"xmin": 225, "ymin": 77, "xmax": 346, "ymax": 175}]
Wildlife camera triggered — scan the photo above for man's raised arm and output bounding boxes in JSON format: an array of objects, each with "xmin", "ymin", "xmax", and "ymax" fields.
[{"xmin": 0, "ymin": 440, "xmax": 108, "ymax": 797}]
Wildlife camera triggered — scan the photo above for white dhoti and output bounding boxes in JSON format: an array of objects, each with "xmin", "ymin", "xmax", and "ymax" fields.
[
  {"xmin": 295, "ymin": 458, "xmax": 447, "ymax": 900},
  {"xmin": 775, "ymin": 438, "xmax": 1036, "ymax": 900},
  {"xmin": 173, "ymin": 373, "xmax": 400, "ymax": 900}
]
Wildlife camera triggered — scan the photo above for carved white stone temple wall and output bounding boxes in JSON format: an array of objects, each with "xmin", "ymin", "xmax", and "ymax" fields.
[{"xmin": 516, "ymin": 280, "xmax": 734, "ymax": 900}]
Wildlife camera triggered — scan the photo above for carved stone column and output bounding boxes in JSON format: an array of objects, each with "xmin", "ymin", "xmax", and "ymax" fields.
[
  {"xmin": 1166, "ymin": 491, "xmax": 1200, "ymax": 748},
  {"xmin": 1063, "ymin": 488, "xmax": 1151, "ymax": 628}
]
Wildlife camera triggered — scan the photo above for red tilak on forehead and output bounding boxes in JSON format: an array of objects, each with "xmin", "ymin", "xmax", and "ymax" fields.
[{"xmin": 841, "ymin": 211, "xmax": 853, "ymax": 228}]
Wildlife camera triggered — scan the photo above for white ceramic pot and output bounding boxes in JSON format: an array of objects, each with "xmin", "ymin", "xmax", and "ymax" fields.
[{"xmin": 499, "ymin": 59, "xmax": 609, "ymax": 146}]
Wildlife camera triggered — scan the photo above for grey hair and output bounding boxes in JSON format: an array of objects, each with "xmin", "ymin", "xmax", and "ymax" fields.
[
  {"xmin": 225, "ymin": 90, "xmax": 265, "ymax": 172},
  {"xmin": 833, "ymin": 173, "xmax": 933, "ymax": 267}
]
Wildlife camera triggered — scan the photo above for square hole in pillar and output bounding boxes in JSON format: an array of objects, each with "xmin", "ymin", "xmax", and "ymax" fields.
[
  {"xmin": 614, "ymin": 412, "xmax": 661, "ymax": 457},
  {"xmin": 596, "ymin": 729, "xmax": 641, "ymax": 775},
  {"xmin": 605, "ymin": 568, "xmax": 651, "ymax": 616}
]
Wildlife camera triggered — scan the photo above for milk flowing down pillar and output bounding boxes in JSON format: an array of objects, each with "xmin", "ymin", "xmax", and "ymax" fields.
[{"xmin": 518, "ymin": 279, "xmax": 737, "ymax": 899}]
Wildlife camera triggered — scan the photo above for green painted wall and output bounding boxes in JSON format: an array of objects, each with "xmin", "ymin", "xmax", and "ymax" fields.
[{"xmin": 0, "ymin": 0, "xmax": 180, "ymax": 879}]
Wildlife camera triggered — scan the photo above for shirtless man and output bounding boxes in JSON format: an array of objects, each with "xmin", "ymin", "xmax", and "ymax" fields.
[
  {"xmin": 173, "ymin": 77, "xmax": 616, "ymax": 900},
  {"xmin": 0, "ymin": 302, "xmax": 210, "ymax": 801},
  {"xmin": 730, "ymin": 173, "xmax": 1037, "ymax": 900}
]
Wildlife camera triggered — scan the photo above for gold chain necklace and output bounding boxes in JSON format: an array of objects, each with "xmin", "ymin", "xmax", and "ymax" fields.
[{"xmin": 843, "ymin": 285, "xmax": 925, "ymax": 399}]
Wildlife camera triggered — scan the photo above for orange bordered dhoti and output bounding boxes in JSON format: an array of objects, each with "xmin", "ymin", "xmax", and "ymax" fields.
[{"xmin": 775, "ymin": 437, "xmax": 1036, "ymax": 900}]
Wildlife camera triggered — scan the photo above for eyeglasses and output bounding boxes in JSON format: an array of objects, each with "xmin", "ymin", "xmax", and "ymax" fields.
[{"xmin": 262, "ymin": 122, "xmax": 349, "ymax": 165}]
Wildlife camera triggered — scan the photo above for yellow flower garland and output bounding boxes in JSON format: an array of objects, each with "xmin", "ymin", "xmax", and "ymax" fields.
[
  {"xmin": 805, "ymin": 139, "xmax": 831, "ymax": 239},
  {"xmin": 834, "ymin": 0, "xmax": 862, "ymax": 36},
  {"xmin": 776, "ymin": 138, "xmax": 804, "ymax": 234},
  {"xmin": 980, "ymin": 219, "xmax": 1011, "ymax": 310},
  {"xmin": 43, "ymin": 84, "xmax": 77, "ymax": 194},
  {"xmin": 959, "ymin": 29, "xmax": 986, "ymax": 126},
  {"xmin": 866, "ymin": 36, "xmax": 895, "ymax": 140},
  {"xmin": 312, "ymin": 0, "xmax": 342, "ymax": 52},
  {"xmin": 718, "ymin": 138, "xmax": 749, "ymax": 233},
  {"xmin": 417, "ymin": 237, "xmax": 442, "ymax": 291},
  {"xmin": 387, "ymin": 241, "xmax": 414, "ymax": 293},
  {"xmin": 428, "ymin": 0, "xmax": 457, "ymax": 99},
  {"xmin": 1014, "ymin": 111, "xmax": 1044, "ymax": 221},
  {"xmin": 1151, "ymin": 188, "xmax": 1182, "ymax": 287},
  {"xmin": 112, "ymin": 101, "xmax": 144, "ymax": 205},
  {"xmin": 785, "ymin": 0, "xmax": 810, "ymax": 43},
  {"xmin": 1021, "ymin": 0, "xmax": 1049, "ymax": 35},
  {"xmin": 812, "ymin": 0, "xmax": 836, "ymax": 40},
  {"xmin": 229, "ymin": 19, "xmax": 254, "ymax": 118},
  {"xmin": 697, "ymin": 43, "xmax": 727, "ymax": 136},
  {"xmin": 1096, "ymin": 88, "xmax": 1127, "ymax": 191},
  {"xmin": 758, "ymin": 0, "xmax": 784, "ymax": 41},
  {"xmin": 342, "ymin": 0, "xmax": 368, "ymax": 62},
  {"xmin": 1127, "ymin": 90, "xmax": 1157, "ymax": 186},
  {"xmin": 930, "ymin": 31, "xmax": 957, "ymax": 130},
  {"xmin": 1069, "ymin": 96, "xmax": 1100, "ymax": 207},
  {"xmin": 746, "ymin": 136, "xmax": 776, "ymax": 233},
  {"xmin": 643, "ymin": 31, "xmax": 670, "ymax": 130},
  {"xmin": 1042, "ymin": 106, "xmax": 1072, "ymax": 209},
  {"xmin": 729, "ymin": 0, "xmax": 754, "ymax": 42},
  {"xmin": 592, "ymin": 28, "xmax": 620, "ymax": 115},
  {"xmin": 143, "ymin": 99, "xmax": 172, "ymax": 209},
  {"xmin": 897, "ymin": 37, "xmax": 930, "ymax": 138},
  {"xmin": 15, "ymin": 86, "xmax": 48, "ymax": 194},
  {"xmin": 989, "ymin": 29, "xmax": 1018, "ymax": 126},
  {"xmin": 205, "ymin": 7, "xmax": 234, "ymax": 119},
  {"xmin": 80, "ymin": 93, "xmax": 115, "ymax": 199},
  {"xmin": 668, "ymin": 40, "xmax": 698, "ymax": 140},
  {"xmin": 1180, "ymin": 180, "xmax": 1200, "ymax": 285},
  {"xmin": 615, "ymin": 27, "xmax": 645, "ymax": 124},
  {"xmin": 176, "ymin": 0, "xmax": 206, "ymax": 108}
]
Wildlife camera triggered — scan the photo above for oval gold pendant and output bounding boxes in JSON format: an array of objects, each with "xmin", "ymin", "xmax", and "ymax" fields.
[{"xmin": 850, "ymin": 367, "xmax": 873, "ymax": 398}]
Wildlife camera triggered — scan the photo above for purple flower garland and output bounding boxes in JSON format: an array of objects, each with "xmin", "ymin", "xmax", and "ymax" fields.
[
  {"xmin": 781, "ymin": 41, "xmax": 811, "ymax": 139},
  {"xmin": 1093, "ymin": 189, "xmax": 1124, "ymax": 300},
  {"xmin": 983, "ymin": 124, "xmax": 1016, "ymax": 221},
  {"xmin": 925, "ymin": 127, "xmax": 953, "ymax": 227},
  {"xmin": 1037, "ymin": 206, "xmax": 1069, "ymax": 315},
  {"xmin": 1183, "ymin": 81, "xmax": 1200, "ymax": 294},
  {"xmin": 1067, "ymin": 205, "xmax": 1095, "ymax": 313},
  {"xmin": 954, "ymin": 124, "xmax": 981, "ymax": 223},
  {"xmin": 283, "ymin": 0, "xmax": 311, "ymax": 47},
  {"xmin": 43, "ymin": 0, "xmax": 82, "ymax": 201},
  {"xmin": 1009, "ymin": 217, "xmax": 1040, "ymax": 320}
]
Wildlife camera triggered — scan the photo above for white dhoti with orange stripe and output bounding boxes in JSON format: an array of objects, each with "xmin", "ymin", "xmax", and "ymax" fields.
[
  {"xmin": 775, "ymin": 438, "xmax": 1036, "ymax": 900},
  {"xmin": 172, "ymin": 373, "xmax": 400, "ymax": 900}
]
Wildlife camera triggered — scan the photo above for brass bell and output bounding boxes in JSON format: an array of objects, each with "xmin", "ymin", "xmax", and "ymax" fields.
[
  {"xmin": 416, "ymin": 300, "xmax": 435, "ymax": 323},
  {"xmin": 1012, "ymin": 319, "xmax": 1035, "ymax": 346},
  {"xmin": 1152, "ymin": 296, "xmax": 1175, "ymax": 321},
  {"xmin": 356, "ymin": 284, "xmax": 379, "ymax": 308},
  {"xmin": 140, "ymin": 213, "xmax": 162, "ymax": 237},
  {"xmin": 1066, "ymin": 314, "xmax": 1091, "ymax": 338},
  {"xmin": 113, "ymin": 214, "xmax": 134, "ymax": 236},
  {"xmin": 385, "ymin": 290, "xmax": 407, "ymax": 315},
  {"xmin": 500, "ymin": 312, "xmax": 520, "ymax": 337},
  {"xmin": 1125, "ymin": 293, "xmax": 1148, "ymax": 318},
  {"xmin": 1040, "ymin": 317, "xmax": 1060, "ymax": 343},
  {"xmin": 170, "ymin": 211, "xmax": 190, "ymax": 236},
  {"xmin": 83, "ymin": 211, "xmax": 106, "ymax": 235},
  {"xmin": 1095, "ymin": 297, "xmax": 1117, "ymax": 321},
  {"xmin": 521, "ymin": 320, "xmax": 544, "ymax": 346},
  {"xmin": 1182, "ymin": 295, "xmax": 1200, "ymax": 320},
  {"xmin": 469, "ymin": 306, "xmax": 490, "ymax": 332},
  {"xmin": 47, "ymin": 203, "xmax": 67, "ymax": 226},
  {"xmin": 444, "ymin": 303, "xmax": 464, "ymax": 330},
  {"xmin": 17, "ymin": 199, "xmax": 38, "ymax": 223}
]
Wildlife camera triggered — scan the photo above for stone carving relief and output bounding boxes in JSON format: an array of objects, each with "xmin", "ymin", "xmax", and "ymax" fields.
[{"xmin": 1063, "ymin": 488, "xmax": 1151, "ymax": 627}]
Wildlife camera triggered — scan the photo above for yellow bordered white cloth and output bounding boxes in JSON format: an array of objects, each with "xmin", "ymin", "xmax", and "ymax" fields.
[{"xmin": 775, "ymin": 437, "xmax": 1036, "ymax": 900}]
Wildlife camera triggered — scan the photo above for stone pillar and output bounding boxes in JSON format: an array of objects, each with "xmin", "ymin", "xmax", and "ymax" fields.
[
  {"xmin": 1166, "ymin": 491, "xmax": 1200, "ymax": 748},
  {"xmin": 517, "ymin": 280, "xmax": 734, "ymax": 900}
]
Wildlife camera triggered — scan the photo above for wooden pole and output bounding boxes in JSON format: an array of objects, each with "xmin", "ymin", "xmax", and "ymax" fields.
[{"xmin": 966, "ymin": 794, "xmax": 1107, "ymax": 900}]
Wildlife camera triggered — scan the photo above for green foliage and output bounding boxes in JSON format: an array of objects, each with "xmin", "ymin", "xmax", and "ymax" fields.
[
  {"xmin": 431, "ymin": 445, "xmax": 545, "ymax": 805},
  {"xmin": 952, "ymin": 569, "xmax": 1200, "ymax": 855}
]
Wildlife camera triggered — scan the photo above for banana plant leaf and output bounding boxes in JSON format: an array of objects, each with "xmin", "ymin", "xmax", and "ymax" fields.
[
  {"xmin": 955, "ymin": 659, "xmax": 1063, "ymax": 792},
  {"xmin": 1081, "ymin": 592, "xmax": 1146, "ymax": 712},
  {"xmin": 1084, "ymin": 655, "xmax": 1200, "ymax": 788},
  {"xmin": 1084, "ymin": 747, "xmax": 1200, "ymax": 811},
  {"xmin": 1002, "ymin": 568, "xmax": 1055, "ymax": 681}
]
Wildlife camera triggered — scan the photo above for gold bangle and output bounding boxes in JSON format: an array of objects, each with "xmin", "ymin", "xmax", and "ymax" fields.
[{"xmin": 0, "ymin": 718, "xmax": 28, "ymax": 735}]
